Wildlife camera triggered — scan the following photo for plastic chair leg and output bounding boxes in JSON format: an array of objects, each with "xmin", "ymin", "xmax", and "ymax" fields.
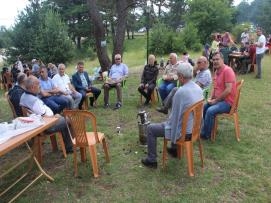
[
  {"xmin": 162, "ymin": 139, "xmax": 168, "ymax": 169},
  {"xmin": 89, "ymin": 145, "xmax": 99, "ymax": 178},
  {"xmin": 73, "ymin": 147, "xmax": 78, "ymax": 177},
  {"xmin": 56, "ymin": 132, "xmax": 67, "ymax": 158},
  {"xmin": 102, "ymin": 139, "xmax": 110, "ymax": 163},
  {"xmin": 234, "ymin": 113, "xmax": 240, "ymax": 142},
  {"xmin": 80, "ymin": 147, "xmax": 87, "ymax": 162},
  {"xmin": 185, "ymin": 141, "xmax": 194, "ymax": 177},
  {"xmin": 50, "ymin": 134, "xmax": 58, "ymax": 151}
]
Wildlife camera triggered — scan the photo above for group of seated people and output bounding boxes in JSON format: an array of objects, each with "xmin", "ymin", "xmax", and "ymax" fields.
[
  {"xmin": 6, "ymin": 54, "xmax": 129, "ymax": 153},
  {"xmin": 6, "ymin": 50, "xmax": 238, "ymax": 170},
  {"xmin": 141, "ymin": 51, "xmax": 237, "ymax": 168}
]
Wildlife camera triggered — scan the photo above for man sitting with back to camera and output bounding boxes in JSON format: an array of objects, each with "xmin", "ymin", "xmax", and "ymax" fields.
[
  {"xmin": 20, "ymin": 75, "xmax": 73, "ymax": 153},
  {"xmin": 141, "ymin": 62, "xmax": 203, "ymax": 168},
  {"xmin": 156, "ymin": 56, "xmax": 212, "ymax": 114},
  {"xmin": 138, "ymin": 54, "xmax": 159, "ymax": 106},
  {"xmin": 103, "ymin": 54, "xmax": 128, "ymax": 110}
]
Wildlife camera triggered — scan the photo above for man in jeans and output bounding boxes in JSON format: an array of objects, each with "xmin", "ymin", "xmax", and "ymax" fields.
[
  {"xmin": 200, "ymin": 52, "xmax": 236, "ymax": 140},
  {"xmin": 156, "ymin": 56, "xmax": 212, "ymax": 114},
  {"xmin": 141, "ymin": 63, "xmax": 203, "ymax": 168},
  {"xmin": 254, "ymin": 27, "xmax": 266, "ymax": 79}
]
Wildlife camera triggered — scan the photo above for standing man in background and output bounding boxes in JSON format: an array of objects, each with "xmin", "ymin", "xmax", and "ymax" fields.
[{"xmin": 254, "ymin": 27, "xmax": 266, "ymax": 79}]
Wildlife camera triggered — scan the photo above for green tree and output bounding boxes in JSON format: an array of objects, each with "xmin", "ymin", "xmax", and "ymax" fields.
[
  {"xmin": 36, "ymin": 9, "xmax": 74, "ymax": 63},
  {"xmin": 7, "ymin": 1, "xmax": 74, "ymax": 64},
  {"xmin": 185, "ymin": 0, "xmax": 234, "ymax": 44}
]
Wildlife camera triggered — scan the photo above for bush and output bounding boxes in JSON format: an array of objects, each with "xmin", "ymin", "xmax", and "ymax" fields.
[{"xmin": 149, "ymin": 22, "xmax": 202, "ymax": 55}]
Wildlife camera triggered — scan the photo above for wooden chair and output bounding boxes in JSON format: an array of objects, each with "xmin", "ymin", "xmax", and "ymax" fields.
[
  {"xmin": 211, "ymin": 80, "xmax": 244, "ymax": 142},
  {"xmin": 5, "ymin": 92, "xmax": 17, "ymax": 118},
  {"xmin": 63, "ymin": 110, "xmax": 110, "ymax": 178},
  {"xmin": 139, "ymin": 88, "xmax": 159, "ymax": 106},
  {"xmin": 21, "ymin": 106, "xmax": 67, "ymax": 163},
  {"xmin": 82, "ymin": 92, "xmax": 95, "ymax": 110},
  {"xmin": 162, "ymin": 99, "xmax": 204, "ymax": 177}
]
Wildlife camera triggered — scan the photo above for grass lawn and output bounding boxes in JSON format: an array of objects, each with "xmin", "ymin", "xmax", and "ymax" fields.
[{"xmin": 1, "ymin": 37, "xmax": 271, "ymax": 202}]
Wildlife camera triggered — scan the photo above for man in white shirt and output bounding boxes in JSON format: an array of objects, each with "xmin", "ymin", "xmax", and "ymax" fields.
[
  {"xmin": 241, "ymin": 28, "xmax": 249, "ymax": 44},
  {"xmin": 20, "ymin": 75, "xmax": 73, "ymax": 153},
  {"xmin": 255, "ymin": 27, "xmax": 266, "ymax": 79},
  {"xmin": 52, "ymin": 64, "xmax": 82, "ymax": 109}
]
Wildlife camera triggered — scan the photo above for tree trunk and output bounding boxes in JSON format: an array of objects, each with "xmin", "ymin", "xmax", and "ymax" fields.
[
  {"xmin": 76, "ymin": 36, "xmax": 81, "ymax": 49},
  {"xmin": 112, "ymin": 0, "xmax": 129, "ymax": 61},
  {"xmin": 86, "ymin": 0, "xmax": 111, "ymax": 71}
]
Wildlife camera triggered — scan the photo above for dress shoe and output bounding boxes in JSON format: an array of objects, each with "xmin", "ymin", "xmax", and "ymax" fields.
[
  {"xmin": 200, "ymin": 134, "xmax": 210, "ymax": 140},
  {"xmin": 156, "ymin": 107, "xmax": 168, "ymax": 114},
  {"xmin": 66, "ymin": 148, "xmax": 74, "ymax": 154},
  {"xmin": 167, "ymin": 147, "xmax": 177, "ymax": 158},
  {"xmin": 104, "ymin": 103, "xmax": 110, "ymax": 109},
  {"xmin": 113, "ymin": 102, "xmax": 122, "ymax": 110},
  {"xmin": 255, "ymin": 75, "xmax": 261, "ymax": 79},
  {"xmin": 141, "ymin": 158, "xmax": 157, "ymax": 169}
]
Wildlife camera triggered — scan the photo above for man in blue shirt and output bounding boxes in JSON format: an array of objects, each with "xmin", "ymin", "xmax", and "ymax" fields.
[
  {"xmin": 103, "ymin": 54, "xmax": 128, "ymax": 109},
  {"xmin": 39, "ymin": 66, "xmax": 69, "ymax": 114}
]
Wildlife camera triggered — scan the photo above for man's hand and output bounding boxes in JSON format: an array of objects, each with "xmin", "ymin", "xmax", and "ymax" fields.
[{"xmin": 207, "ymin": 98, "xmax": 217, "ymax": 105}]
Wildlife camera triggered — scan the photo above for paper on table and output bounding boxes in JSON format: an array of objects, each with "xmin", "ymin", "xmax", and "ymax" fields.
[{"xmin": 0, "ymin": 119, "xmax": 43, "ymax": 145}]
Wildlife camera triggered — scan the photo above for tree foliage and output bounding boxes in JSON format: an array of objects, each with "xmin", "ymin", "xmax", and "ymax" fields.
[
  {"xmin": 7, "ymin": 1, "xmax": 74, "ymax": 64},
  {"xmin": 185, "ymin": 0, "xmax": 234, "ymax": 44}
]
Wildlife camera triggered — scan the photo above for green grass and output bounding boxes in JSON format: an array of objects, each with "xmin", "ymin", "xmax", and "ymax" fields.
[{"xmin": 1, "ymin": 38, "xmax": 271, "ymax": 202}]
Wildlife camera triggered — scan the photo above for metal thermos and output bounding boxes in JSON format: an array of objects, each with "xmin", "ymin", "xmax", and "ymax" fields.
[{"xmin": 137, "ymin": 110, "xmax": 150, "ymax": 145}]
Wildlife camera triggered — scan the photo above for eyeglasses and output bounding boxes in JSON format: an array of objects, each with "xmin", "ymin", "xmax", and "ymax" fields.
[
  {"xmin": 197, "ymin": 61, "xmax": 204, "ymax": 64},
  {"xmin": 115, "ymin": 58, "xmax": 121, "ymax": 60}
]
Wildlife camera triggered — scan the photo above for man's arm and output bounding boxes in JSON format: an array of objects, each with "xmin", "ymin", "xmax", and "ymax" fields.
[{"xmin": 208, "ymin": 82, "xmax": 232, "ymax": 105}]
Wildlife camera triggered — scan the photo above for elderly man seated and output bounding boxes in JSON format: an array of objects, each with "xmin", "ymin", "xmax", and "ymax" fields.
[
  {"xmin": 157, "ymin": 56, "xmax": 212, "ymax": 114},
  {"xmin": 52, "ymin": 63, "xmax": 82, "ymax": 109},
  {"xmin": 103, "ymin": 54, "xmax": 128, "ymax": 109},
  {"xmin": 158, "ymin": 53, "xmax": 179, "ymax": 102},
  {"xmin": 141, "ymin": 62, "xmax": 203, "ymax": 168},
  {"xmin": 138, "ymin": 54, "xmax": 159, "ymax": 106},
  {"xmin": 39, "ymin": 66, "xmax": 69, "ymax": 114},
  {"xmin": 20, "ymin": 75, "xmax": 73, "ymax": 153}
]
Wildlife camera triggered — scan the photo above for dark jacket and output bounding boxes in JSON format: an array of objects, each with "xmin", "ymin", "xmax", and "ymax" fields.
[
  {"xmin": 140, "ymin": 64, "xmax": 159, "ymax": 85},
  {"xmin": 8, "ymin": 85, "xmax": 25, "ymax": 117},
  {"xmin": 72, "ymin": 71, "xmax": 92, "ymax": 91}
]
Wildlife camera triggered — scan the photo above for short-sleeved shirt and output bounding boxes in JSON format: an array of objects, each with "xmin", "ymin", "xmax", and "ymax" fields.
[
  {"xmin": 109, "ymin": 63, "xmax": 128, "ymax": 80},
  {"xmin": 52, "ymin": 74, "xmax": 71, "ymax": 94},
  {"xmin": 20, "ymin": 92, "xmax": 54, "ymax": 116},
  {"xmin": 162, "ymin": 62, "xmax": 179, "ymax": 81},
  {"xmin": 213, "ymin": 65, "xmax": 236, "ymax": 106},
  {"xmin": 256, "ymin": 34, "xmax": 266, "ymax": 54},
  {"xmin": 39, "ymin": 77, "xmax": 56, "ymax": 91},
  {"xmin": 194, "ymin": 69, "xmax": 212, "ymax": 89}
]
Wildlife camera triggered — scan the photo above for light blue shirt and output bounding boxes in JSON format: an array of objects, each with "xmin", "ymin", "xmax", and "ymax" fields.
[
  {"xmin": 194, "ymin": 68, "xmax": 212, "ymax": 89},
  {"xmin": 39, "ymin": 77, "xmax": 55, "ymax": 91},
  {"xmin": 109, "ymin": 63, "xmax": 128, "ymax": 79},
  {"xmin": 79, "ymin": 73, "xmax": 88, "ymax": 88}
]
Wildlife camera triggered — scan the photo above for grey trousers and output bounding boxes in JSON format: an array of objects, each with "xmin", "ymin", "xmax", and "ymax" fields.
[
  {"xmin": 146, "ymin": 122, "xmax": 165, "ymax": 162},
  {"xmin": 256, "ymin": 53, "xmax": 264, "ymax": 78},
  {"xmin": 163, "ymin": 87, "xmax": 178, "ymax": 109}
]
